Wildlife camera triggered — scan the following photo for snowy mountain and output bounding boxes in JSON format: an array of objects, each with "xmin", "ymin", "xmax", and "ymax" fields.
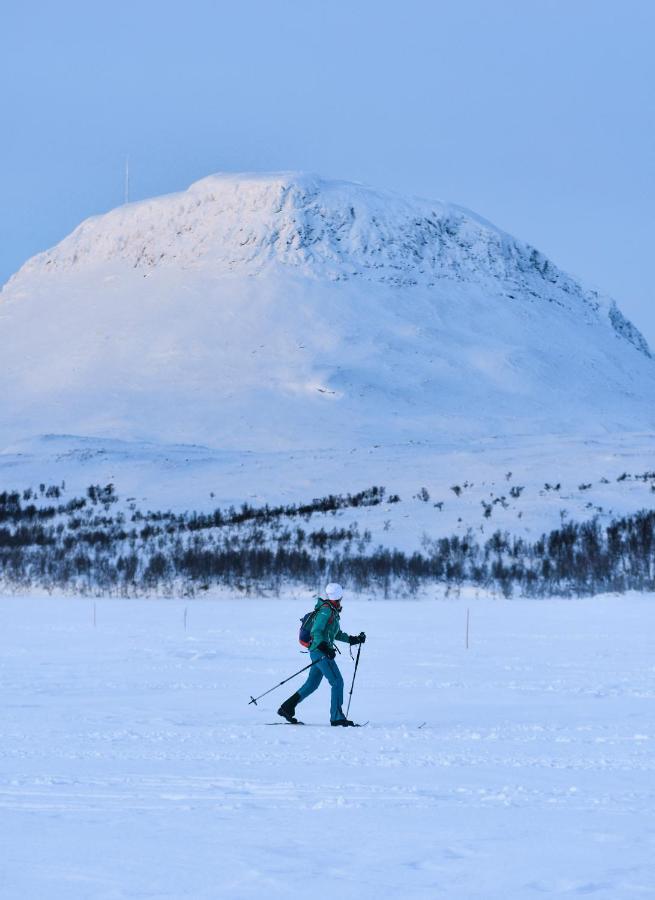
[{"xmin": 1, "ymin": 171, "xmax": 653, "ymax": 455}]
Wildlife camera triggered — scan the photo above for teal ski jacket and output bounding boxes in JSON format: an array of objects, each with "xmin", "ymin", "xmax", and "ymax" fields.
[{"xmin": 310, "ymin": 597, "xmax": 350, "ymax": 651}]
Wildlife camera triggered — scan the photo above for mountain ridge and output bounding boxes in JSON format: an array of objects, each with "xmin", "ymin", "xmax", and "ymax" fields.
[
  {"xmin": 4, "ymin": 172, "xmax": 649, "ymax": 358},
  {"xmin": 1, "ymin": 171, "xmax": 653, "ymax": 452}
]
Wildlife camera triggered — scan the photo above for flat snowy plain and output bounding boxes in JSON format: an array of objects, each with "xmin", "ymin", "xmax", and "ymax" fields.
[{"xmin": 1, "ymin": 593, "xmax": 654, "ymax": 899}]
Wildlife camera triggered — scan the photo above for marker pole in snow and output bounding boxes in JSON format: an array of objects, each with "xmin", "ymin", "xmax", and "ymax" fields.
[
  {"xmin": 345, "ymin": 643, "xmax": 362, "ymax": 719},
  {"xmin": 248, "ymin": 657, "xmax": 325, "ymax": 706}
]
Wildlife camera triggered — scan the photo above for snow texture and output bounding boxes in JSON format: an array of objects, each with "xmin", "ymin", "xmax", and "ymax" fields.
[{"xmin": 1, "ymin": 593, "xmax": 654, "ymax": 898}]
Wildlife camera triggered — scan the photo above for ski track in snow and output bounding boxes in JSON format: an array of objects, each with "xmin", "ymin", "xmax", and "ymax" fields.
[{"xmin": 1, "ymin": 596, "xmax": 654, "ymax": 898}]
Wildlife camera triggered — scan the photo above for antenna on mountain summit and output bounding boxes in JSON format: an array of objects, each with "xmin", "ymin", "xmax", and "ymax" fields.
[{"xmin": 124, "ymin": 156, "xmax": 130, "ymax": 205}]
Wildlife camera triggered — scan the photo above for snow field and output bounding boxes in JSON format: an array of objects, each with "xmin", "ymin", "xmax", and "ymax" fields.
[
  {"xmin": 3, "ymin": 431, "xmax": 655, "ymax": 553},
  {"xmin": 1, "ymin": 594, "xmax": 654, "ymax": 898}
]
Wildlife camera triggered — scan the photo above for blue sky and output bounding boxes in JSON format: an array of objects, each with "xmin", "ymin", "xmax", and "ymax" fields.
[{"xmin": 2, "ymin": 0, "xmax": 654, "ymax": 341}]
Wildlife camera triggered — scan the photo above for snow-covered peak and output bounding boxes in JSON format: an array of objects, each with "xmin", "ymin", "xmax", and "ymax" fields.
[
  {"xmin": 7, "ymin": 171, "xmax": 488, "ymax": 283},
  {"xmin": 4, "ymin": 172, "xmax": 622, "ymax": 316},
  {"xmin": 9, "ymin": 170, "xmax": 648, "ymax": 358},
  {"xmin": 1, "ymin": 171, "xmax": 653, "ymax": 452}
]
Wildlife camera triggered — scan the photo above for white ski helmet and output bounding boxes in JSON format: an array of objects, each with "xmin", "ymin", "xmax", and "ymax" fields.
[{"xmin": 324, "ymin": 582, "xmax": 344, "ymax": 601}]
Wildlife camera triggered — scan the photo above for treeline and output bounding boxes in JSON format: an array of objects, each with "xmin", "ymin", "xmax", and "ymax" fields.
[
  {"xmin": 0, "ymin": 484, "xmax": 654, "ymax": 596},
  {"xmin": 133, "ymin": 484, "xmax": 395, "ymax": 531}
]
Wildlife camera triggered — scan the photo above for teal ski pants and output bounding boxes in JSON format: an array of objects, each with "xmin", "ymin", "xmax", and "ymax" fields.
[{"xmin": 297, "ymin": 649, "xmax": 345, "ymax": 721}]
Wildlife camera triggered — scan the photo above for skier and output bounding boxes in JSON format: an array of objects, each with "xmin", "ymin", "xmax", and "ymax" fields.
[{"xmin": 278, "ymin": 582, "xmax": 366, "ymax": 726}]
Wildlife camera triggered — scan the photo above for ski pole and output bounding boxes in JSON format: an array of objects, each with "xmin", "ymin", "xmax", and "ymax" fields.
[
  {"xmin": 248, "ymin": 656, "xmax": 325, "ymax": 706},
  {"xmin": 345, "ymin": 643, "xmax": 362, "ymax": 719}
]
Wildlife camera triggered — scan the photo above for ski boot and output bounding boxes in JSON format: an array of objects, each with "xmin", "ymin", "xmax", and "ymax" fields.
[{"xmin": 278, "ymin": 691, "xmax": 301, "ymax": 724}]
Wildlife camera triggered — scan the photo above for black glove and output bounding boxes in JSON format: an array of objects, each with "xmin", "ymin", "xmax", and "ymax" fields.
[
  {"xmin": 317, "ymin": 641, "xmax": 336, "ymax": 659},
  {"xmin": 349, "ymin": 632, "xmax": 366, "ymax": 645}
]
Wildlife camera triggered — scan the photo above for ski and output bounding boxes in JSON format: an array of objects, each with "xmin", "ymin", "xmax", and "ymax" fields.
[
  {"xmin": 328, "ymin": 721, "xmax": 369, "ymax": 727},
  {"xmin": 297, "ymin": 721, "xmax": 369, "ymax": 727},
  {"xmin": 264, "ymin": 720, "xmax": 369, "ymax": 726},
  {"xmin": 266, "ymin": 720, "xmax": 305, "ymax": 725}
]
